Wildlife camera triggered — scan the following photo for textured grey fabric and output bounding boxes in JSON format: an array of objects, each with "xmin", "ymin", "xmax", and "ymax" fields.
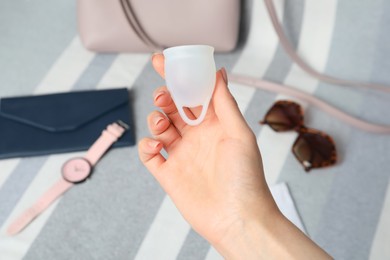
[
  {"xmin": 176, "ymin": 230, "xmax": 210, "ymax": 260},
  {"xmin": 1, "ymin": 0, "xmax": 390, "ymax": 259},
  {"xmin": 73, "ymin": 54, "xmax": 118, "ymax": 90},
  {"xmin": 311, "ymin": 1, "xmax": 390, "ymax": 259},
  {"xmin": 0, "ymin": 0, "xmax": 76, "ymax": 97}
]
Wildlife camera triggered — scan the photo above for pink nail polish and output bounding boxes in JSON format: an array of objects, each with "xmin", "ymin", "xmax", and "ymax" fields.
[
  {"xmin": 154, "ymin": 91, "xmax": 166, "ymax": 102},
  {"xmin": 148, "ymin": 140, "xmax": 160, "ymax": 149},
  {"xmin": 221, "ymin": 67, "xmax": 228, "ymax": 83},
  {"xmin": 151, "ymin": 53, "xmax": 159, "ymax": 61},
  {"xmin": 154, "ymin": 116, "xmax": 164, "ymax": 126}
]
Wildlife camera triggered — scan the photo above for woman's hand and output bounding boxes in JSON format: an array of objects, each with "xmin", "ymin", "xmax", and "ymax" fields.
[{"xmin": 138, "ymin": 54, "xmax": 331, "ymax": 260}]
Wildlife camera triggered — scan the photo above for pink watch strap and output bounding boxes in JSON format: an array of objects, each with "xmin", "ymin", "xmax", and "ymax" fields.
[
  {"xmin": 7, "ymin": 179, "xmax": 73, "ymax": 235},
  {"xmin": 85, "ymin": 122, "xmax": 126, "ymax": 166},
  {"xmin": 7, "ymin": 122, "xmax": 127, "ymax": 235}
]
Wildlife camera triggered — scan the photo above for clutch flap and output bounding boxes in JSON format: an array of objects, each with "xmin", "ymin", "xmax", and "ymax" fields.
[{"xmin": 0, "ymin": 88, "xmax": 129, "ymax": 132}]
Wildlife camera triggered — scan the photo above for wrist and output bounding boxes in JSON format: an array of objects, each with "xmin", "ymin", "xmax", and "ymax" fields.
[
  {"xmin": 213, "ymin": 200, "xmax": 283, "ymax": 259},
  {"xmin": 213, "ymin": 201, "xmax": 332, "ymax": 260}
]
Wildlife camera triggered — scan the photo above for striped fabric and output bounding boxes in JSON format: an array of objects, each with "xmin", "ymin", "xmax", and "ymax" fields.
[{"xmin": 0, "ymin": 0, "xmax": 389, "ymax": 259}]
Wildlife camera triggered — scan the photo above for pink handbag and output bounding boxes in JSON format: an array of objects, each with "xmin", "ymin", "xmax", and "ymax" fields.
[{"xmin": 77, "ymin": 0, "xmax": 241, "ymax": 53}]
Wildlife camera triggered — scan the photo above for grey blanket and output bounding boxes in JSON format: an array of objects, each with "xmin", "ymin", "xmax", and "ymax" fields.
[{"xmin": 0, "ymin": 0, "xmax": 389, "ymax": 259}]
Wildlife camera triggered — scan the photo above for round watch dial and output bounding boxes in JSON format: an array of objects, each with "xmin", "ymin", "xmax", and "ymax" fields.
[{"xmin": 62, "ymin": 158, "xmax": 92, "ymax": 183}]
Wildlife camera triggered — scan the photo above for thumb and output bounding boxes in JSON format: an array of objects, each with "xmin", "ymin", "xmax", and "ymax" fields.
[
  {"xmin": 152, "ymin": 53, "xmax": 165, "ymax": 79},
  {"xmin": 213, "ymin": 68, "xmax": 252, "ymax": 137}
]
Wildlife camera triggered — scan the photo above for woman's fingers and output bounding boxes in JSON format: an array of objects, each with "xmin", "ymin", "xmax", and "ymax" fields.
[
  {"xmin": 153, "ymin": 86, "xmax": 189, "ymax": 133},
  {"xmin": 138, "ymin": 137, "xmax": 179, "ymax": 195},
  {"xmin": 212, "ymin": 68, "xmax": 252, "ymax": 138},
  {"xmin": 147, "ymin": 110, "xmax": 181, "ymax": 152},
  {"xmin": 152, "ymin": 53, "xmax": 165, "ymax": 78},
  {"xmin": 138, "ymin": 137, "xmax": 165, "ymax": 174}
]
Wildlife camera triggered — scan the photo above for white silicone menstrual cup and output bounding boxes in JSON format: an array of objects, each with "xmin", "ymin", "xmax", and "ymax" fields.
[{"xmin": 163, "ymin": 45, "xmax": 216, "ymax": 126}]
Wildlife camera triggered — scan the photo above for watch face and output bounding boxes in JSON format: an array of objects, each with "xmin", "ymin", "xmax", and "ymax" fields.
[{"xmin": 62, "ymin": 158, "xmax": 92, "ymax": 183}]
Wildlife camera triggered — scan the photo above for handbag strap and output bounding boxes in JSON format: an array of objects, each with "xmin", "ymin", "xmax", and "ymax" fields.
[
  {"xmin": 230, "ymin": 0, "xmax": 390, "ymax": 134},
  {"xmin": 263, "ymin": 0, "xmax": 390, "ymax": 93},
  {"xmin": 120, "ymin": 0, "xmax": 163, "ymax": 52},
  {"xmin": 229, "ymin": 74, "xmax": 390, "ymax": 134}
]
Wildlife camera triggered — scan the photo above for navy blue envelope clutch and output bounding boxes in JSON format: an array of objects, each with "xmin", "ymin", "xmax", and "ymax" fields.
[{"xmin": 0, "ymin": 88, "xmax": 135, "ymax": 159}]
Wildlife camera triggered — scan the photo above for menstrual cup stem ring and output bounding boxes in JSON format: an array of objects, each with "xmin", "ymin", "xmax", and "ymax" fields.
[{"xmin": 177, "ymin": 101, "xmax": 210, "ymax": 126}]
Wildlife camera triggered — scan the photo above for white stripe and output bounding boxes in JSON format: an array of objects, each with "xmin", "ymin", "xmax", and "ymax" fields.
[
  {"xmin": 34, "ymin": 37, "xmax": 95, "ymax": 95},
  {"xmin": 258, "ymin": 0, "xmax": 338, "ymax": 185},
  {"xmin": 0, "ymin": 48, "xmax": 150, "ymax": 259},
  {"xmin": 204, "ymin": 247, "xmax": 224, "ymax": 260},
  {"xmin": 269, "ymin": 183, "xmax": 305, "ymax": 233},
  {"xmin": 0, "ymin": 159, "xmax": 19, "ymax": 189},
  {"xmin": 229, "ymin": 82, "xmax": 258, "ymax": 114},
  {"xmin": 369, "ymin": 181, "xmax": 390, "ymax": 260},
  {"xmin": 97, "ymin": 53, "xmax": 150, "ymax": 89},
  {"xmin": 134, "ymin": 196, "xmax": 190, "ymax": 260},
  {"xmin": 232, "ymin": 0, "xmax": 285, "ymax": 77},
  {"xmin": 228, "ymin": 0, "xmax": 285, "ymax": 104}
]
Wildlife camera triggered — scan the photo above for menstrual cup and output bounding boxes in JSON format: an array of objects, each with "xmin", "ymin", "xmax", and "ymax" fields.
[{"xmin": 163, "ymin": 45, "xmax": 216, "ymax": 126}]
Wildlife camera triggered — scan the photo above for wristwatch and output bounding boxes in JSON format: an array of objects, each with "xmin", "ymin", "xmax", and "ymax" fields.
[{"xmin": 7, "ymin": 121, "xmax": 128, "ymax": 236}]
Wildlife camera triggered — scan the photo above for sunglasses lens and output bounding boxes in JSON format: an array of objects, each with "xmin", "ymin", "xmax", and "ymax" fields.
[
  {"xmin": 292, "ymin": 129, "xmax": 337, "ymax": 171},
  {"xmin": 262, "ymin": 101, "xmax": 303, "ymax": 132}
]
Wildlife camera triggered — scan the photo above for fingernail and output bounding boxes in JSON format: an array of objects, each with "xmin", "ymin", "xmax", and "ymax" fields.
[
  {"xmin": 151, "ymin": 52, "xmax": 159, "ymax": 61},
  {"xmin": 153, "ymin": 116, "xmax": 164, "ymax": 126},
  {"xmin": 220, "ymin": 67, "xmax": 228, "ymax": 84},
  {"xmin": 148, "ymin": 140, "xmax": 160, "ymax": 149},
  {"xmin": 154, "ymin": 90, "xmax": 166, "ymax": 102}
]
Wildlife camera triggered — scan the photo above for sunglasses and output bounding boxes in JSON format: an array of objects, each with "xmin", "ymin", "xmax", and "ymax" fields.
[{"xmin": 260, "ymin": 100, "xmax": 337, "ymax": 172}]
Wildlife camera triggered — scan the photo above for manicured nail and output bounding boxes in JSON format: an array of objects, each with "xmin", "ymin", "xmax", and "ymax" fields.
[
  {"xmin": 154, "ymin": 90, "xmax": 166, "ymax": 102},
  {"xmin": 148, "ymin": 140, "xmax": 160, "ymax": 149},
  {"xmin": 220, "ymin": 67, "xmax": 228, "ymax": 84},
  {"xmin": 153, "ymin": 116, "xmax": 164, "ymax": 126},
  {"xmin": 151, "ymin": 52, "xmax": 159, "ymax": 61}
]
